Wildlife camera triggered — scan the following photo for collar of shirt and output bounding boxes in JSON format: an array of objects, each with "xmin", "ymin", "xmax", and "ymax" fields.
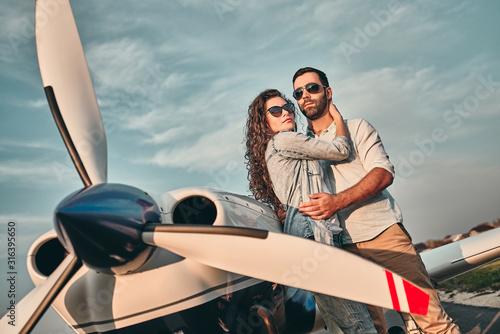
[{"xmin": 306, "ymin": 120, "xmax": 337, "ymax": 138}]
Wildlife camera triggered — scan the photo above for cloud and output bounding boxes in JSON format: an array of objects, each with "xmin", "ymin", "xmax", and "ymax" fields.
[
  {"xmin": 86, "ymin": 38, "xmax": 156, "ymax": 92},
  {"xmin": 0, "ymin": 213, "xmax": 51, "ymax": 225},
  {"xmin": 0, "ymin": 159, "xmax": 80, "ymax": 188},
  {"xmin": 145, "ymin": 119, "xmax": 245, "ymax": 172},
  {"xmin": 0, "ymin": 4, "xmax": 35, "ymax": 62},
  {"xmin": 26, "ymin": 98, "xmax": 49, "ymax": 109},
  {"xmin": 0, "ymin": 138, "xmax": 61, "ymax": 151},
  {"xmin": 334, "ymin": 60, "xmax": 500, "ymax": 148}
]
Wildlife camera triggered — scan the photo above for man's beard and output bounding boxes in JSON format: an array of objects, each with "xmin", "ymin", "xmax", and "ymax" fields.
[{"xmin": 299, "ymin": 92, "xmax": 328, "ymax": 120}]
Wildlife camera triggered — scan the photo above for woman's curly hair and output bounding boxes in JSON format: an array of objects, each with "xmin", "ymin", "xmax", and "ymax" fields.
[{"xmin": 244, "ymin": 89, "xmax": 294, "ymax": 212}]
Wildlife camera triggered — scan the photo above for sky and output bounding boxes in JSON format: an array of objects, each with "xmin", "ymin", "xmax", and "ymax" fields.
[{"xmin": 0, "ymin": 0, "xmax": 499, "ymax": 331}]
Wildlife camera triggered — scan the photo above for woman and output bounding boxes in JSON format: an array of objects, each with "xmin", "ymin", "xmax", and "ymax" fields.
[{"xmin": 244, "ymin": 89, "xmax": 376, "ymax": 333}]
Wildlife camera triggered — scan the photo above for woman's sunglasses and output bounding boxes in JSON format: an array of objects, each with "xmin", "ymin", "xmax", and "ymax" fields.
[
  {"xmin": 292, "ymin": 83, "xmax": 328, "ymax": 100},
  {"xmin": 267, "ymin": 103, "xmax": 295, "ymax": 117}
]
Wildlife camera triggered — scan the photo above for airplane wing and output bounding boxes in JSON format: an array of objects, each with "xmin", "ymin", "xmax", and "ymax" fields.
[{"xmin": 421, "ymin": 227, "xmax": 500, "ymax": 282}]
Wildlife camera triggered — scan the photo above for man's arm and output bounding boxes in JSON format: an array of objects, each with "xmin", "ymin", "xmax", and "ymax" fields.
[{"xmin": 299, "ymin": 167, "xmax": 393, "ymax": 220}]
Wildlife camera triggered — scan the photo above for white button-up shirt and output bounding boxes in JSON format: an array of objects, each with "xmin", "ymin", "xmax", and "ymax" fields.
[{"xmin": 311, "ymin": 118, "xmax": 403, "ymax": 244}]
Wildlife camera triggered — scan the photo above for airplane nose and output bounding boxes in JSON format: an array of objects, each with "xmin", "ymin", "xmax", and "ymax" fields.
[{"xmin": 54, "ymin": 183, "xmax": 161, "ymax": 274}]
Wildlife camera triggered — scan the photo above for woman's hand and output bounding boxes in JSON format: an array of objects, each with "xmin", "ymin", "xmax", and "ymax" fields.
[
  {"xmin": 330, "ymin": 102, "xmax": 348, "ymax": 138},
  {"xmin": 329, "ymin": 103, "xmax": 343, "ymax": 122}
]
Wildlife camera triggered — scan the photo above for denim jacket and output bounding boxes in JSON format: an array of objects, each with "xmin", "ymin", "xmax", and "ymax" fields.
[{"xmin": 265, "ymin": 131, "xmax": 351, "ymax": 245}]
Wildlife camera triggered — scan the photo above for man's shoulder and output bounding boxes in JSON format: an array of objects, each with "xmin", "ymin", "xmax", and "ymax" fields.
[
  {"xmin": 346, "ymin": 118, "xmax": 377, "ymax": 133},
  {"xmin": 346, "ymin": 118, "xmax": 367, "ymax": 126}
]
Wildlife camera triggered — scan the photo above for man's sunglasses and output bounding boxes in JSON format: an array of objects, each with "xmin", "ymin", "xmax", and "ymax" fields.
[
  {"xmin": 292, "ymin": 83, "xmax": 328, "ymax": 100},
  {"xmin": 267, "ymin": 103, "xmax": 295, "ymax": 117}
]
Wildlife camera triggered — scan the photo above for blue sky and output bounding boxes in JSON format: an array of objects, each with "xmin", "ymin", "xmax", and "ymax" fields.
[{"xmin": 1, "ymin": 1, "xmax": 499, "ymax": 329}]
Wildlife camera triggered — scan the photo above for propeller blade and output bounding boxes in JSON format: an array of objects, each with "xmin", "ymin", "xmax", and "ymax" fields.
[
  {"xmin": 0, "ymin": 253, "xmax": 81, "ymax": 334},
  {"xmin": 36, "ymin": 0, "xmax": 107, "ymax": 186},
  {"xmin": 143, "ymin": 225, "xmax": 430, "ymax": 315}
]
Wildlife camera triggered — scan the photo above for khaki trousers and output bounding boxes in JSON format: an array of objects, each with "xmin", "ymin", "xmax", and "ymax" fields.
[{"xmin": 343, "ymin": 224, "xmax": 461, "ymax": 334}]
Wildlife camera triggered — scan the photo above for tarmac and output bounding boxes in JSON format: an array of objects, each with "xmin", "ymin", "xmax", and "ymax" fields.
[{"xmin": 437, "ymin": 289, "xmax": 500, "ymax": 308}]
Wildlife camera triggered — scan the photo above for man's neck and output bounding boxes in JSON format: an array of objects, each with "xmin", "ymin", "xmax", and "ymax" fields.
[{"xmin": 309, "ymin": 113, "xmax": 334, "ymax": 136}]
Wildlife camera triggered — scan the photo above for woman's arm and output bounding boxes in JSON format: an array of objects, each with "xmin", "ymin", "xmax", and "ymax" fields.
[
  {"xmin": 271, "ymin": 130, "xmax": 350, "ymax": 162},
  {"xmin": 270, "ymin": 104, "xmax": 351, "ymax": 162}
]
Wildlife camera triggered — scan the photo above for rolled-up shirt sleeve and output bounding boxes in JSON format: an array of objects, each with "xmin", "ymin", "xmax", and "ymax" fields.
[
  {"xmin": 271, "ymin": 131, "xmax": 351, "ymax": 162},
  {"xmin": 353, "ymin": 119, "xmax": 395, "ymax": 177}
]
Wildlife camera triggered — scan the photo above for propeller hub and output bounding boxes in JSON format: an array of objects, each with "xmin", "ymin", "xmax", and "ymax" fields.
[{"xmin": 54, "ymin": 183, "xmax": 160, "ymax": 275}]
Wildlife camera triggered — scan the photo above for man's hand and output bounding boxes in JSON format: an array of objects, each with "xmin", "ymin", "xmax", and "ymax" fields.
[
  {"xmin": 300, "ymin": 168, "xmax": 394, "ymax": 220},
  {"xmin": 299, "ymin": 193, "xmax": 341, "ymax": 220}
]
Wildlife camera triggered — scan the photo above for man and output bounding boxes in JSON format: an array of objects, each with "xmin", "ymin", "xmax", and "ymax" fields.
[{"xmin": 292, "ymin": 67, "xmax": 460, "ymax": 334}]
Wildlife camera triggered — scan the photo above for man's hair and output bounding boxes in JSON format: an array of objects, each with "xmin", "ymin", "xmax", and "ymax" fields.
[{"xmin": 292, "ymin": 67, "xmax": 330, "ymax": 87}]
